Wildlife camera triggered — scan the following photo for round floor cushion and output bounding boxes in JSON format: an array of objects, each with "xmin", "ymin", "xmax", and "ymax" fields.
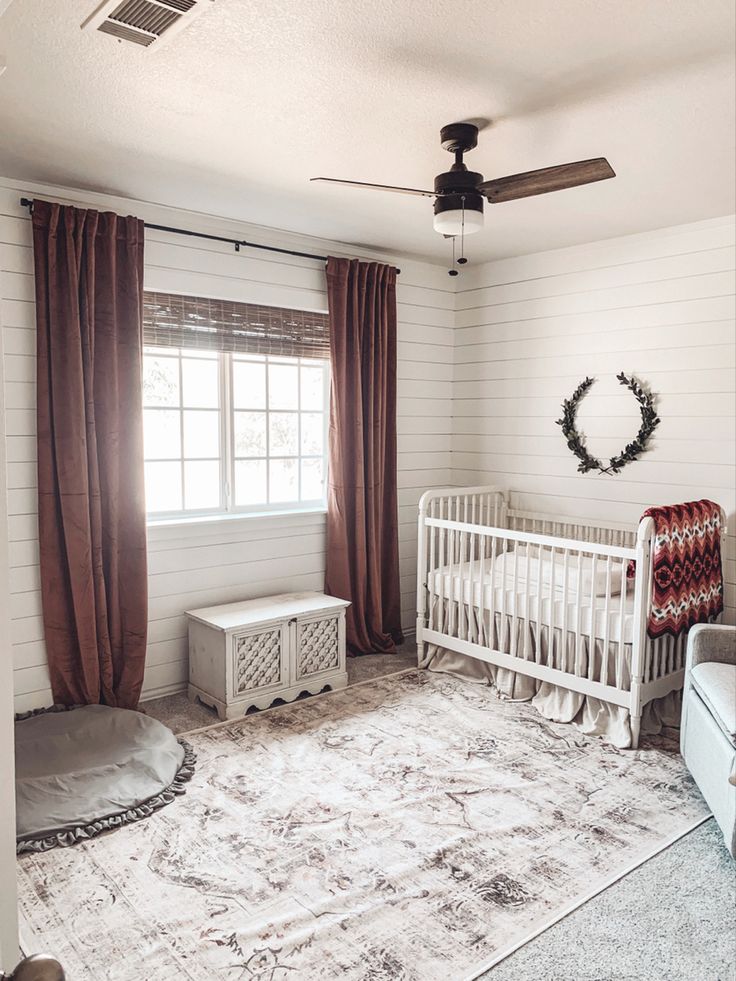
[{"xmin": 15, "ymin": 705, "xmax": 194, "ymax": 853}]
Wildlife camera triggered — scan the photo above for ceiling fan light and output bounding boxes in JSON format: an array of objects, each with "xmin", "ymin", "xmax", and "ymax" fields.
[
  {"xmin": 433, "ymin": 208, "xmax": 483, "ymax": 236},
  {"xmin": 433, "ymin": 191, "xmax": 484, "ymax": 237}
]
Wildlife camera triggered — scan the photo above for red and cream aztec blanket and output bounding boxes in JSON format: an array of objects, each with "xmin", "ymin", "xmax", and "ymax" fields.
[{"xmin": 629, "ymin": 500, "xmax": 724, "ymax": 639}]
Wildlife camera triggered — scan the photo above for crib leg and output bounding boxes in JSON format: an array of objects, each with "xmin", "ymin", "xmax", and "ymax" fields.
[
  {"xmin": 631, "ymin": 714, "xmax": 642, "ymax": 750},
  {"xmin": 416, "ymin": 618, "xmax": 425, "ymax": 668},
  {"xmin": 630, "ymin": 679, "xmax": 643, "ymax": 750}
]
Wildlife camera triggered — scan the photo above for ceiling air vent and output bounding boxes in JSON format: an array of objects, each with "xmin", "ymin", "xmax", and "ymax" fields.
[{"xmin": 82, "ymin": 0, "xmax": 214, "ymax": 50}]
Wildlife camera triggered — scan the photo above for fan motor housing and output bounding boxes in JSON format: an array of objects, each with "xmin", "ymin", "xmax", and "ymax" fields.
[
  {"xmin": 434, "ymin": 169, "xmax": 484, "ymax": 195},
  {"xmin": 434, "ymin": 169, "xmax": 484, "ymax": 219}
]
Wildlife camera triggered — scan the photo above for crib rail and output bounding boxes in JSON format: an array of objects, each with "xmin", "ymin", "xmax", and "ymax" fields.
[{"xmin": 507, "ymin": 508, "xmax": 637, "ymax": 549}]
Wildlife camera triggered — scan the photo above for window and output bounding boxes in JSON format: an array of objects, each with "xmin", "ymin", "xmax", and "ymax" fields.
[{"xmin": 142, "ymin": 293, "xmax": 330, "ymax": 520}]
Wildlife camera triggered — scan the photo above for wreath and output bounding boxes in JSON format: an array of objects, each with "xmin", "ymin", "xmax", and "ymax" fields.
[{"xmin": 556, "ymin": 372, "xmax": 660, "ymax": 475}]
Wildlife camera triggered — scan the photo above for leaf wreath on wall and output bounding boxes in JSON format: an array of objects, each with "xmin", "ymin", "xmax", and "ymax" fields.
[{"xmin": 556, "ymin": 372, "xmax": 660, "ymax": 475}]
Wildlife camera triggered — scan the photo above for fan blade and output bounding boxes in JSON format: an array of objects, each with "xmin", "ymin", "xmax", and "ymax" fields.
[
  {"xmin": 478, "ymin": 158, "xmax": 615, "ymax": 203},
  {"xmin": 310, "ymin": 177, "xmax": 435, "ymax": 197}
]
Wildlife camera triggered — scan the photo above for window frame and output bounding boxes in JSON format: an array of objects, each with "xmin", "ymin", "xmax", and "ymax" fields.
[{"xmin": 143, "ymin": 347, "xmax": 330, "ymax": 524}]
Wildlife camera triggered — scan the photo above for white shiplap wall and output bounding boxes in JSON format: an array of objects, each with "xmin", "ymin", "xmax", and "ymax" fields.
[
  {"xmin": 452, "ymin": 216, "xmax": 736, "ymax": 625},
  {"xmin": 1, "ymin": 177, "xmax": 453, "ymax": 712}
]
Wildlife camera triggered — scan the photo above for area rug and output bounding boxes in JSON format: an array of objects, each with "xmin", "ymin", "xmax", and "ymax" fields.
[{"xmin": 17, "ymin": 671, "xmax": 708, "ymax": 981}]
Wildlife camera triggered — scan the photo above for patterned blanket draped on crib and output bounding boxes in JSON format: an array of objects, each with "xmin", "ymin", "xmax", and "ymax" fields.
[{"xmin": 629, "ymin": 500, "xmax": 724, "ymax": 639}]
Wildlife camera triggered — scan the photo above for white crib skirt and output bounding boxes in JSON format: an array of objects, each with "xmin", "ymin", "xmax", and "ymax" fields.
[{"xmin": 422, "ymin": 596, "xmax": 681, "ymax": 748}]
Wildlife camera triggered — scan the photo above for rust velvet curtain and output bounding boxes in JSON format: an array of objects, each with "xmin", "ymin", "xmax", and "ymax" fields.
[
  {"xmin": 32, "ymin": 200, "xmax": 148, "ymax": 709},
  {"xmin": 325, "ymin": 257, "xmax": 403, "ymax": 655}
]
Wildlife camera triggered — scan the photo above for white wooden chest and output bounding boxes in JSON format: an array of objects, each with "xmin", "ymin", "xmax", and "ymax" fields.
[{"xmin": 186, "ymin": 591, "xmax": 350, "ymax": 719}]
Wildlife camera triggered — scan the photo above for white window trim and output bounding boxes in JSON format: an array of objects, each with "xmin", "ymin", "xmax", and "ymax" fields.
[
  {"xmin": 143, "ymin": 348, "xmax": 330, "ymax": 525},
  {"xmin": 146, "ymin": 505, "xmax": 328, "ymax": 542}
]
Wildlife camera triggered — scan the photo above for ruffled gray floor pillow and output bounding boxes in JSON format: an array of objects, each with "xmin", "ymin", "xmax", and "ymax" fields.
[{"xmin": 15, "ymin": 704, "xmax": 195, "ymax": 854}]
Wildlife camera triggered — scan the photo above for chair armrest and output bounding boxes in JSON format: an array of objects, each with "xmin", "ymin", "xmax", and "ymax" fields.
[{"xmin": 685, "ymin": 623, "xmax": 736, "ymax": 673}]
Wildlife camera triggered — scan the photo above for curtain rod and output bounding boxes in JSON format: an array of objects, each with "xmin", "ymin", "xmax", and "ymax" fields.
[{"xmin": 19, "ymin": 198, "xmax": 400, "ymax": 274}]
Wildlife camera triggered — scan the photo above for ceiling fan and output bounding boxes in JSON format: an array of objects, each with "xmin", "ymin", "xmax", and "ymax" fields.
[{"xmin": 311, "ymin": 122, "xmax": 615, "ymax": 266}]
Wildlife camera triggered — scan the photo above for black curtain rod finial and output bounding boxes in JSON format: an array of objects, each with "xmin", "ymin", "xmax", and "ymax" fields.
[{"xmin": 19, "ymin": 196, "xmax": 400, "ymax": 273}]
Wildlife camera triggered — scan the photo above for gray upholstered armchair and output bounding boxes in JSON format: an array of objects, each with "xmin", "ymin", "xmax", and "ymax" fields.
[{"xmin": 681, "ymin": 624, "xmax": 736, "ymax": 858}]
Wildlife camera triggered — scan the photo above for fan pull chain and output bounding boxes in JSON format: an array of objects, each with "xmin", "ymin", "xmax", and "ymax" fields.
[
  {"xmin": 458, "ymin": 195, "xmax": 468, "ymax": 266},
  {"xmin": 449, "ymin": 236, "xmax": 458, "ymax": 276},
  {"xmin": 448, "ymin": 197, "xmax": 469, "ymax": 276}
]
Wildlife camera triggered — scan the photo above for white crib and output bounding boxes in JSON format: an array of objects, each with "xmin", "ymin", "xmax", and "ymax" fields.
[{"xmin": 416, "ymin": 486, "xmax": 725, "ymax": 748}]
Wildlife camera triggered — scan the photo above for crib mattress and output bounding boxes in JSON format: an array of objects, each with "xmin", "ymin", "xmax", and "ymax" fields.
[{"xmin": 428, "ymin": 559, "xmax": 636, "ymax": 644}]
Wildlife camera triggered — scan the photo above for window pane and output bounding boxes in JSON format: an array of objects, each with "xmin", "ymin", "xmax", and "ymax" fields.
[
  {"xmin": 184, "ymin": 460, "xmax": 220, "ymax": 510},
  {"xmin": 301, "ymin": 458, "xmax": 323, "ymax": 501},
  {"xmin": 301, "ymin": 412, "xmax": 324, "ymax": 456},
  {"xmin": 269, "ymin": 413, "xmax": 298, "ymax": 456},
  {"xmin": 269, "ymin": 458, "xmax": 297, "ymax": 503},
  {"xmin": 145, "ymin": 461, "xmax": 182, "ymax": 512},
  {"xmin": 183, "ymin": 410, "xmax": 219, "ymax": 458},
  {"xmin": 143, "ymin": 355, "xmax": 180, "ymax": 407},
  {"xmin": 235, "ymin": 459, "xmax": 267, "ymax": 506},
  {"xmin": 144, "ymin": 409, "xmax": 181, "ymax": 459},
  {"xmin": 300, "ymin": 365, "xmax": 324, "ymax": 410},
  {"xmin": 182, "ymin": 357, "xmax": 219, "ymax": 408},
  {"xmin": 268, "ymin": 363, "xmax": 298, "ymax": 410},
  {"xmin": 233, "ymin": 361, "xmax": 266, "ymax": 409},
  {"xmin": 234, "ymin": 411, "xmax": 267, "ymax": 457}
]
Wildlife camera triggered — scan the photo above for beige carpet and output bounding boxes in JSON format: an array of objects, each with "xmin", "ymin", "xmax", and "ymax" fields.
[{"xmin": 17, "ymin": 671, "xmax": 708, "ymax": 980}]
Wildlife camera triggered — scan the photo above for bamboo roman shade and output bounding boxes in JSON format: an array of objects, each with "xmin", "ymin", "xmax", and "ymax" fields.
[{"xmin": 143, "ymin": 291, "xmax": 330, "ymax": 359}]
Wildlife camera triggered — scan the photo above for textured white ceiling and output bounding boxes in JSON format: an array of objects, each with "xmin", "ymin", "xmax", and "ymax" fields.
[{"xmin": 0, "ymin": 0, "xmax": 734, "ymax": 261}]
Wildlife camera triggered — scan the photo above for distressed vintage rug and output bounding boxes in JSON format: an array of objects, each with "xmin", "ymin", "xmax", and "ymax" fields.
[{"xmin": 17, "ymin": 671, "xmax": 708, "ymax": 981}]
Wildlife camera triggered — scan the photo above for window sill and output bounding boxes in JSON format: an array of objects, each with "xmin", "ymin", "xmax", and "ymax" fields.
[{"xmin": 146, "ymin": 507, "xmax": 328, "ymax": 542}]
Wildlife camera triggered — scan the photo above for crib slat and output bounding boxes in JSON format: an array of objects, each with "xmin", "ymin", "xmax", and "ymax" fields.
[
  {"xmin": 617, "ymin": 560, "xmax": 627, "ymax": 689},
  {"xmin": 489, "ymin": 530, "xmax": 498, "ymax": 652},
  {"xmin": 498, "ymin": 530, "xmax": 508, "ymax": 653},
  {"xmin": 447, "ymin": 496, "xmax": 454, "ymax": 636},
  {"xmin": 438, "ymin": 497, "xmax": 447, "ymax": 635},
  {"xmin": 457, "ymin": 494, "xmax": 466, "ymax": 641},
  {"xmin": 601, "ymin": 556, "xmax": 612, "ymax": 686},
  {"xmin": 574, "ymin": 549, "xmax": 584, "ymax": 677},
  {"xmin": 561, "ymin": 549, "xmax": 570, "ymax": 672},
  {"xmin": 510, "ymin": 539, "xmax": 520, "ymax": 657},
  {"xmin": 548, "ymin": 545, "xmax": 557, "ymax": 668},
  {"xmin": 468, "ymin": 496, "xmax": 477, "ymax": 643},
  {"xmin": 534, "ymin": 539, "xmax": 543, "ymax": 664},
  {"xmin": 478, "ymin": 515, "xmax": 487, "ymax": 648},
  {"xmin": 588, "ymin": 554, "xmax": 598, "ymax": 681},
  {"xmin": 428, "ymin": 498, "xmax": 437, "ymax": 632},
  {"xmin": 455, "ymin": 497, "xmax": 461, "ymax": 634},
  {"xmin": 523, "ymin": 539, "xmax": 532, "ymax": 662}
]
